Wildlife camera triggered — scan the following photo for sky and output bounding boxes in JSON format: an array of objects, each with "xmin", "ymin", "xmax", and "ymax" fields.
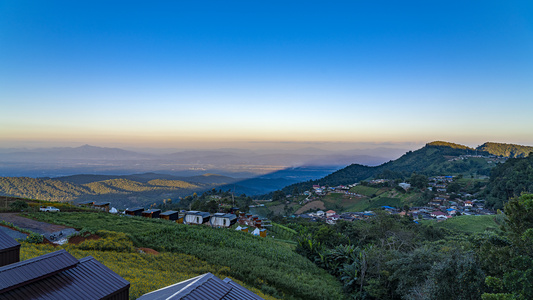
[{"xmin": 1, "ymin": 1, "xmax": 532, "ymax": 150}]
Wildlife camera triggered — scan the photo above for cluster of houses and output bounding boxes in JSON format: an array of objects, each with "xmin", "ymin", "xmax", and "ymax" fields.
[
  {"xmin": 78, "ymin": 201, "xmax": 272, "ymax": 237},
  {"xmin": 293, "ymin": 174, "xmax": 494, "ymax": 224},
  {"xmin": 296, "ymin": 209, "xmax": 376, "ymax": 224}
]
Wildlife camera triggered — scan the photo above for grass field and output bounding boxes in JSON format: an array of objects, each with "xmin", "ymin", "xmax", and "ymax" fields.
[
  {"xmin": 24, "ymin": 212, "xmax": 343, "ymax": 300},
  {"xmin": 420, "ymin": 215, "xmax": 502, "ymax": 234},
  {"xmin": 348, "ymin": 185, "xmax": 382, "ymax": 196}
]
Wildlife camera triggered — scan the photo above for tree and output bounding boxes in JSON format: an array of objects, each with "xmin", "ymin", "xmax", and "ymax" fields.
[
  {"xmin": 409, "ymin": 173, "xmax": 428, "ymax": 189},
  {"xmin": 272, "ymin": 190, "xmax": 286, "ymax": 202},
  {"xmin": 447, "ymin": 182, "xmax": 461, "ymax": 193},
  {"xmin": 9, "ymin": 200, "xmax": 28, "ymax": 211}
]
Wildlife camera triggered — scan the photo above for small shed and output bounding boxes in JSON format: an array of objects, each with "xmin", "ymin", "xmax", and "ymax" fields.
[
  {"xmin": 94, "ymin": 202, "xmax": 111, "ymax": 212},
  {"xmin": 142, "ymin": 209, "xmax": 161, "ymax": 219},
  {"xmin": 78, "ymin": 201, "xmax": 94, "ymax": 207},
  {"xmin": 160, "ymin": 210, "xmax": 179, "ymax": 221},
  {"xmin": 125, "ymin": 207, "xmax": 144, "ymax": 216},
  {"xmin": 0, "ymin": 230, "xmax": 20, "ymax": 267},
  {"xmin": 237, "ymin": 226, "xmax": 248, "ymax": 233},
  {"xmin": 185, "ymin": 211, "xmax": 211, "ymax": 225},
  {"xmin": 210, "ymin": 213, "xmax": 237, "ymax": 228},
  {"xmin": 259, "ymin": 228, "xmax": 267, "ymax": 238}
]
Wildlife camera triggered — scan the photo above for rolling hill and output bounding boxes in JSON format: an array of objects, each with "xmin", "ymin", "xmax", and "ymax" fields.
[{"xmin": 282, "ymin": 141, "xmax": 529, "ymax": 194}]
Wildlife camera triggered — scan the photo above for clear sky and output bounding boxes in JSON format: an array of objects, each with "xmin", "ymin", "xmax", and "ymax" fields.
[{"xmin": 1, "ymin": 1, "xmax": 532, "ymax": 150}]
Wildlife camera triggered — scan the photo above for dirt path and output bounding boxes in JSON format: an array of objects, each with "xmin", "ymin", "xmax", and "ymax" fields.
[{"xmin": 0, "ymin": 213, "xmax": 77, "ymax": 241}]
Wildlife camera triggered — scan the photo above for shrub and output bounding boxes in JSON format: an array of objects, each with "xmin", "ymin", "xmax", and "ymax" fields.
[{"xmin": 26, "ymin": 233, "xmax": 44, "ymax": 243}]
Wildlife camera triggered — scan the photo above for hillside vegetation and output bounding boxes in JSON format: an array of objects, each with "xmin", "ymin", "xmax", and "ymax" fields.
[
  {"xmin": 477, "ymin": 142, "xmax": 533, "ymax": 158},
  {"xmin": 283, "ymin": 141, "xmax": 502, "ymax": 194},
  {"xmin": 26, "ymin": 212, "xmax": 343, "ymax": 300},
  {"xmin": 0, "ymin": 175, "xmax": 228, "ymax": 209},
  {"xmin": 485, "ymin": 154, "xmax": 533, "ymax": 209}
]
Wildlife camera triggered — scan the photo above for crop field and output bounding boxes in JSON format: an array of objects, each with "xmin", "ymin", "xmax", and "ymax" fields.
[
  {"xmin": 420, "ymin": 215, "xmax": 502, "ymax": 234},
  {"xmin": 20, "ymin": 234, "xmax": 275, "ymax": 300},
  {"xmin": 24, "ymin": 212, "xmax": 343, "ymax": 300}
]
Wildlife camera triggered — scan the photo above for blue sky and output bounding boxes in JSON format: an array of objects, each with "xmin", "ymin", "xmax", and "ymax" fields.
[{"xmin": 1, "ymin": 1, "xmax": 532, "ymax": 150}]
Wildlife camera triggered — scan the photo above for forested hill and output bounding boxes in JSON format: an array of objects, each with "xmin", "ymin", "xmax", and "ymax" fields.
[
  {"xmin": 282, "ymin": 141, "xmax": 515, "ymax": 194},
  {"xmin": 476, "ymin": 142, "xmax": 533, "ymax": 158},
  {"xmin": 485, "ymin": 155, "xmax": 533, "ymax": 209},
  {"xmin": 0, "ymin": 174, "xmax": 236, "ymax": 208}
]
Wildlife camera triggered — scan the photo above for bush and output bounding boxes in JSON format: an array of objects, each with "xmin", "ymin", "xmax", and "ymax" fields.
[
  {"xmin": 26, "ymin": 233, "xmax": 44, "ymax": 243},
  {"xmin": 9, "ymin": 200, "xmax": 28, "ymax": 211}
]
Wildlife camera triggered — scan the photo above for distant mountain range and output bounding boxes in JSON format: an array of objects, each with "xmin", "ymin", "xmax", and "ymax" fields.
[
  {"xmin": 281, "ymin": 141, "xmax": 532, "ymax": 194},
  {"xmin": 0, "ymin": 144, "xmax": 406, "ymax": 178}
]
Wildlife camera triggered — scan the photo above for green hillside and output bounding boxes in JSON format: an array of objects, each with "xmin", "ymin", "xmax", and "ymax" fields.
[
  {"xmin": 485, "ymin": 154, "xmax": 533, "ymax": 209},
  {"xmin": 476, "ymin": 142, "xmax": 533, "ymax": 158},
  {"xmin": 25, "ymin": 212, "xmax": 343, "ymax": 300},
  {"xmin": 0, "ymin": 176, "xmax": 210, "ymax": 209},
  {"xmin": 282, "ymin": 141, "xmax": 495, "ymax": 194}
]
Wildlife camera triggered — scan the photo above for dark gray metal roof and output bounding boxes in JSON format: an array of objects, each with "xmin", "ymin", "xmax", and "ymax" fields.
[
  {"xmin": 0, "ymin": 254, "xmax": 130, "ymax": 300},
  {"xmin": 143, "ymin": 209, "xmax": 161, "ymax": 213},
  {"xmin": 94, "ymin": 202, "xmax": 111, "ymax": 206},
  {"xmin": 222, "ymin": 278, "xmax": 264, "ymax": 300},
  {"xmin": 0, "ymin": 249, "xmax": 78, "ymax": 294},
  {"xmin": 126, "ymin": 207, "xmax": 144, "ymax": 212},
  {"xmin": 137, "ymin": 273, "xmax": 263, "ymax": 300},
  {"xmin": 77, "ymin": 201, "xmax": 95, "ymax": 205},
  {"xmin": 161, "ymin": 210, "xmax": 178, "ymax": 216},
  {"xmin": 0, "ymin": 229, "xmax": 20, "ymax": 251}
]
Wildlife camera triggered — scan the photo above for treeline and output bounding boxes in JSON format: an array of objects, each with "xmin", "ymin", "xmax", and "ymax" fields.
[
  {"xmin": 284, "ymin": 194, "xmax": 533, "ymax": 299},
  {"xmin": 477, "ymin": 142, "xmax": 533, "ymax": 158},
  {"xmin": 156, "ymin": 188, "xmax": 253, "ymax": 213},
  {"xmin": 485, "ymin": 154, "xmax": 533, "ymax": 209}
]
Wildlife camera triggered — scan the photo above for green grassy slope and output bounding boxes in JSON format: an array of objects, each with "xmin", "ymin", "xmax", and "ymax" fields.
[{"xmin": 25, "ymin": 212, "xmax": 343, "ymax": 300}]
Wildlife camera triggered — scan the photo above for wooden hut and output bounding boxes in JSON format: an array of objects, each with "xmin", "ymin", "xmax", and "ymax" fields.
[
  {"xmin": 142, "ymin": 209, "xmax": 161, "ymax": 219},
  {"xmin": 184, "ymin": 211, "xmax": 211, "ymax": 225},
  {"xmin": 125, "ymin": 207, "xmax": 144, "ymax": 216},
  {"xmin": 0, "ymin": 230, "xmax": 20, "ymax": 267},
  {"xmin": 259, "ymin": 229, "xmax": 267, "ymax": 238},
  {"xmin": 160, "ymin": 210, "xmax": 179, "ymax": 221},
  {"xmin": 210, "ymin": 213, "xmax": 237, "ymax": 228},
  {"xmin": 93, "ymin": 202, "xmax": 111, "ymax": 212},
  {"xmin": 78, "ymin": 201, "xmax": 94, "ymax": 208}
]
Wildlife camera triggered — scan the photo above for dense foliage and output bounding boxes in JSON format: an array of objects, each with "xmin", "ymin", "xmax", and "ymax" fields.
[
  {"xmin": 278, "ymin": 196, "xmax": 533, "ymax": 300},
  {"xmin": 485, "ymin": 155, "xmax": 533, "ymax": 209},
  {"xmin": 477, "ymin": 142, "xmax": 533, "ymax": 158}
]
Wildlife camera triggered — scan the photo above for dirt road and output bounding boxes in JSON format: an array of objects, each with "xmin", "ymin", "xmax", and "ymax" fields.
[{"xmin": 0, "ymin": 213, "xmax": 77, "ymax": 241}]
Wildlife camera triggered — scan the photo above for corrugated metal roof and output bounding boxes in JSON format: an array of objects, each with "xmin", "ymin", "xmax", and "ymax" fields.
[
  {"xmin": 94, "ymin": 202, "xmax": 111, "ymax": 206},
  {"xmin": 143, "ymin": 209, "xmax": 161, "ymax": 214},
  {"xmin": 0, "ymin": 230, "xmax": 20, "ymax": 251},
  {"xmin": 0, "ymin": 249, "xmax": 78, "ymax": 294},
  {"xmin": 126, "ymin": 207, "xmax": 144, "ymax": 211},
  {"xmin": 137, "ymin": 273, "xmax": 263, "ymax": 300},
  {"xmin": 160, "ymin": 211, "xmax": 178, "ymax": 216},
  {"xmin": 0, "ymin": 255, "xmax": 130, "ymax": 300},
  {"xmin": 222, "ymin": 278, "xmax": 264, "ymax": 300}
]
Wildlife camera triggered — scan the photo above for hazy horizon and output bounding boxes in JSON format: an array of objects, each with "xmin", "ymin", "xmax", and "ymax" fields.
[{"xmin": 1, "ymin": 2, "xmax": 532, "ymax": 148}]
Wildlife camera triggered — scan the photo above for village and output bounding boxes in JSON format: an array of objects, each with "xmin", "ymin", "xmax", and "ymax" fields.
[{"xmin": 292, "ymin": 175, "xmax": 495, "ymax": 224}]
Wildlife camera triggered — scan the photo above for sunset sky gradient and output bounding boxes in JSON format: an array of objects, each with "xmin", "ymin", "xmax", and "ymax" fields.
[{"xmin": 1, "ymin": 1, "xmax": 532, "ymax": 150}]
